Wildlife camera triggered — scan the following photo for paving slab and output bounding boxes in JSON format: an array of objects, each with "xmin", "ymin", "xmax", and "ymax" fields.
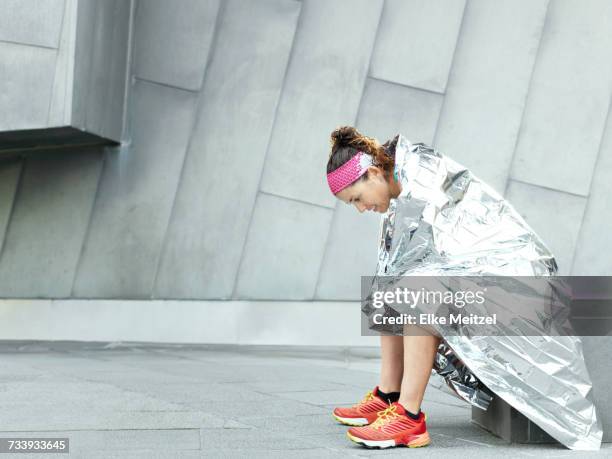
[{"xmin": 0, "ymin": 341, "xmax": 607, "ymax": 457}]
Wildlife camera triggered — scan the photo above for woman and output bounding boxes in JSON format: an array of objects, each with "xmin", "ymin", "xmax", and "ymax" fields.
[{"xmin": 325, "ymin": 126, "xmax": 601, "ymax": 450}]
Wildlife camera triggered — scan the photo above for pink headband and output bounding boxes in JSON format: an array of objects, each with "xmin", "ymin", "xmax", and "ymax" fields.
[{"xmin": 327, "ymin": 151, "xmax": 373, "ymax": 195}]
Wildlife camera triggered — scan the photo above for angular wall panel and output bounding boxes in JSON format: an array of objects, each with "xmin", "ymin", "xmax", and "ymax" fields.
[
  {"xmin": 582, "ymin": 337, "xmax": 612, "ymax": 442},
  {"xmin": 357, "ymin": 78, "xmax": 442, "ymax": 145},
  {"xmin": 315, "ymin": 204, "xmax": 379, "ymax": 300},
  {"xmin": 73, "ymin": 81, "xmax": 198, "ymax": 298},
  {"xmin": 154, "ymin": 0, "xmax": 301, "ymax": 299},
  {"xmin": 572, "ymin": 106, "xmax": 612, "ymax": 275},
  {"xmin": 0, "ymin": 148, "xmax": 103, "ymax": 297},
  {"xmin": 71, "ymin": 0, "xmax": 131, "ymax": 142},
  {"xmin": 510, "ymin": 0, "xmax": 612, "ymax": 196},
  {"xmin": 0, "ymin": 0, "xmax": 129, "ymax": 143},
  {"xmin": 235, "ymin": 193, "xmax": 332, "ymax": 299},
  {"xmin": 48, "ymin": 0, "xmax": 77, "ymax": 126},
  {"xmin": 0, "ymin": 42, "xmax": 56, "ymax": 131},
  {"xmin": 316, "ymin": 78, "xmax": 442, "ymax": 300},
  {"xmin": 506, "ymin": 180, "xmax": 586, "ymax": 276},
  {"xmin": 434, "ymin": 0, "xmax": 548, "ymax": 195},
  {"xmin": 0, "ymin": 160, "xmax": 22, "ymax": 256},
  {"xmin": 259, "ymin": 0, "xmax": 383, "ymax": 209},
  {"xmin": 370, "ymin": 0, "xmax": 465, "ymax": 93},
  {"xmin": 0, "ymin": 0, "xmax": 65, "ymax": 48},
  {"xmin": 133, "ymin": 0, "xmax": 220, "ymax": 91}
]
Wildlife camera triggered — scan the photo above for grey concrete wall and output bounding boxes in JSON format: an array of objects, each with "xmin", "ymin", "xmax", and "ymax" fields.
[
  {"xmin": 0, "ymin": 0, "xmax": 130, "ymax": 142},
  {"xmin": 0, "ymin": 0, "xmax": 611, "ymax": 298},
  {"xmin": 0, "ymin": 0, "xmax": 67, "ymax": 132},
  {"xmin": 71, "ymin": 0, "xmax": 131, "ymax": 141}
]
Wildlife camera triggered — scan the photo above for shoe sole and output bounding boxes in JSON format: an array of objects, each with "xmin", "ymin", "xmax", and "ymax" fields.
[
  {"xmin": 332, "ymin": 413, "xmax": 370, "ymax": 426},
  {"xmin": 346, "ymin": 431, "xmax": 431, "ymax": 449},
  {"xmin": 332, "ymin": 411, "xmax": 427, "ymax": 427}
]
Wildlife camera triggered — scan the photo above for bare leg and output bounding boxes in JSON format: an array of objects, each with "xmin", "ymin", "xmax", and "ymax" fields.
[
  {"xmin": 399, "ymin": 326, "xmax": 440, "ymax": 413},
  {"xmin": 379, "ymin": 335, "xmax": 403, "ymax": 392}
]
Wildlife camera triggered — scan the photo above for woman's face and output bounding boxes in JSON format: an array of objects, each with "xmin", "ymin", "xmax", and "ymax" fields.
[{"xmin": 335, "ymin": 166, "xmax": 393, "ymax": 213}]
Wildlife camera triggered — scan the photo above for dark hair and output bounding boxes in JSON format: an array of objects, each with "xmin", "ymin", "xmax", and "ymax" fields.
[{"xmin": 326, "ymin": 126, "xmax": 397, "ymax": 183}]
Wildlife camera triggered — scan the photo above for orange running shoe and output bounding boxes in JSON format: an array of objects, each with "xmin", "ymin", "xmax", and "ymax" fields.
[
  {"xmin": 332, "ymin": 386, "xmax": 390, "ymax": 426},
  {"xmin": 346, "ymin": 402, "xmax": 430, "ymax": 449}
]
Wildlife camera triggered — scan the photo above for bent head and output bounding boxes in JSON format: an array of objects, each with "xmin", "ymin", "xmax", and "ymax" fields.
[
  {"xmin": 334, "ymin": 165, "xmax": 394, "ymax": 213},
  {"xmin": 326, "ymin": 126, "xmax": 400, "ymax": 214}
]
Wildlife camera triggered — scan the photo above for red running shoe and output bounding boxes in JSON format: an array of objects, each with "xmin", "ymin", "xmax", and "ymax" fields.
[
  {"xmin": 346, "ymin": 401, "xmax": 430, "ymax": 449},
  {"xmin": 332, "ymin": 386, "xmax": 390, "ymax": 426}
]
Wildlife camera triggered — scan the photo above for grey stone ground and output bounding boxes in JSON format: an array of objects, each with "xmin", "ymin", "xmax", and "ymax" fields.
[{"xmin": 0, "ymin": 341, "xmax": 608, "ymax": 458}]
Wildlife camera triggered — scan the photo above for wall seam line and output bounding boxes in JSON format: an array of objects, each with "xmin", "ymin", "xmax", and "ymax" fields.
[
  {"xmin": 150, "ymin": 0, "xmax": 228, "ymax": 299},
  {"xmin": 312, "ymin": 0, "xmax": 386, "ymax": 301},
  {"xmin": 569, "ymin": 92, "xmax": 612, "ymax": 274},
  {"xmin": 45, "ymin": 0, "xmax": 68, "ymax": 125},
  {"xmin": 503, "ymin": 0, "xmax": 552, "ymax": 197},
  {"xmin": 229, "ymin": 1, "xmax": 305, "ymax": 300},
  {"xmin": 0, "ymin": 159, "xmax": 26, "ymax": 265},
  {"xmin": 431, "ymin": 0, "xmax": 468, "ymax": 147},
  {"xmin": 69, "ymin": 146, "xmax": 109, "ymax": 297}
]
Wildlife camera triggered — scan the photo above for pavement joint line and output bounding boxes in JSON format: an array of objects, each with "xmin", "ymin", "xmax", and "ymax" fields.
[{"xmin": 454, "ymin": 437, "xmax": 497, "ymax": 447}]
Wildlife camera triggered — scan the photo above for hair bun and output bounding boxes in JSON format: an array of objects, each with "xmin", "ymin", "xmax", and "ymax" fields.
[
  {"xmin": 382, "ymin": 134, "xmax": 399, "ymax": 156},
  {"xmin": 330, "ymin": 126, "xmax": 359, "ymax": 150}
]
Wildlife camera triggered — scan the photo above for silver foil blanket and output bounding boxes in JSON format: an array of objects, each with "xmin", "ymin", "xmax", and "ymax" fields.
[
  {"xmin": 433, "ymin": 340, "xmax": 494, "ymax": 411},
  {"xmin": 363, "ymin": 134, "xmax": 602, "ymax": 450}
]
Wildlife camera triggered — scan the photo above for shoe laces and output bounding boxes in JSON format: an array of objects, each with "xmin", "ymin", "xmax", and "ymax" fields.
[
  {"xmin": 371, "ymin": 404, "xmax": 400, "ymax": 429},
  {"xmin": 355, "ymin": 390, "xmax": 375, "ymax": 407}
]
